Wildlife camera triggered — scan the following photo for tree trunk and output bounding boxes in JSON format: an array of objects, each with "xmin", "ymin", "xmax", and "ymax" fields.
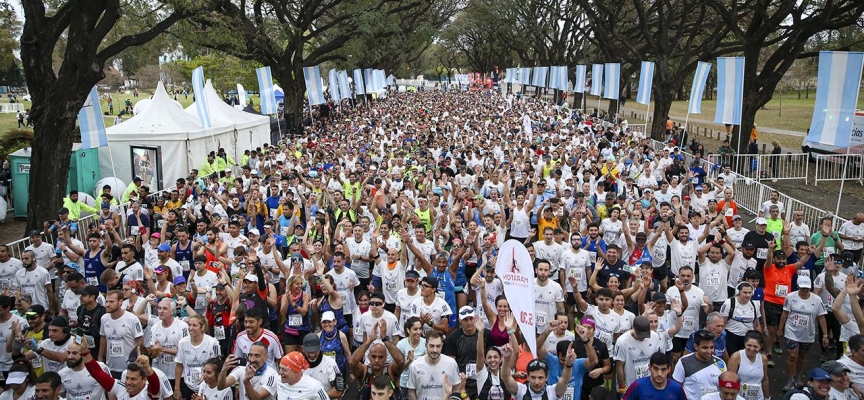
[
  {"xmin": 272, "ymin": 67, "xmax": 305, "ymax": 132},
  {"xmin": 607, "ymin": 99, "xmax": 619, "ymax": 118},
  {"xmin": 651, "ymin": 88, "xmax": 675, "ymax": 141},
  {"xmin": 26, "ymin": 107, "xmax": 78, "ymax": 234}
]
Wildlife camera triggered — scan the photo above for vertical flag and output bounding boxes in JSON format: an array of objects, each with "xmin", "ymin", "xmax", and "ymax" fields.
[
  {"xmin": 78, "ymin": 86, "xmax": 108, "ymax": 150},
  {"xmin": 303, "ymin": 66, "xmax": 325, "ymax": 106},
  {"xmin": 237, "ymin": 84, "xmax": 248, "ymax": 106},
  {"xmin": 364, "ymin": 69, "xmax": 374, "ymax": 92},
  {"xmin": 590, "ymin": 64, "xmax": 604, "ymax": 96},
  {"xmin": 548, "ymin": 67, "xmax": 559, "ymax": 90},
  {"xmin": 522, "ymin": 68, "xmax": 532, "ymax": 85},
  {"xmin": 191, "ymin": 66, "xmax": 212, "ymax": 128},
  {"xmin": 574, "ymin": 65, "xmax": 587, "ymax": 93},
  {"xmin": 328, "ymin": 69, "xmax": 341, "ymax": 101},
  {"xmin": 688, "ymin": 62, "xmax": 712, "ymax": 114},
  {"xmin": 636, "ymin": 61, "xmax": 654, "ymax": 105},
  {"xmin": 531, "ymin": 67, "xmax": 540, "ymax": 86},
  {"xmin": 495, "ymin": 240, "xmax": 537, "ymax": 356},
  {"xmin": 806, "ymin": 51, "xmax": 864, "ymax": 148},
  {"xmin": 714, "ymin": 57, "xmax": 745, "ymax": 125},
  {"xmin": 537, "ymin": 67, "xmax": 549, "ymax": 88},
  {"xmin": 338, "ymin": 70, "xmax": 352, "ymax": 100},
  {"xmin": 353, "ymin": 69, "xmax": 366, "ymax": 95},
  {"xmin": 256, "ymin": 66, "xmax": 277, "ymax": 114},
  {"xmin": 603, "ymin": 63, "xmax": 620, "ymax": 99},
  {"xmin": 556, "ymin": 66, "xmax": 568, "ymax": 91}
]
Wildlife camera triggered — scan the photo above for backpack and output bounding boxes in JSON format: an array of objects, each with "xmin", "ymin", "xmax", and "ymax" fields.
[{"xmin": 727, "ymin": 297, "xmax": 756, "ymax": 324}]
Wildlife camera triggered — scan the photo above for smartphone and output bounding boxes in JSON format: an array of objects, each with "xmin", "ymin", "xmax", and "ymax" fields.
[
  {"xmin": 237, "ymin": 357, "xmax": 248, "ymax": 366},
  {"xmin": 74, "ymin": 335, "xmax": 82, "ymax": 344}
]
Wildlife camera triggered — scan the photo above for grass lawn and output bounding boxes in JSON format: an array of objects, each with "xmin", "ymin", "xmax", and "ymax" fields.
[{"xmin": 0, "ymin": 90, "xmax": 261, "ymax": 150}]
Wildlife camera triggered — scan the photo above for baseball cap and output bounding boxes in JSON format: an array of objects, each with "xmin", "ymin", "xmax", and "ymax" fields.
[
  {"xmin": 154, "ymin": 266, "xmax": 168, "ymax": 275},
  {"xmin": 809, "ymin": 368, "xmax": 832, "ymax": 381},
  {"xmin": 80, "ymin": 285, "xmax": 100, "ymax": 297},
  {"xmin": 755, "ymin": 217, "xmax": 768, "ymax": 225},
  {"xmin": 798, "ymin": 275, "xmax": 812, "ymax": 289},
  {"xmin": 49, "ymin": 316, "xmax": 69, "ymax": 329},
  {"xmin": 842, "ymin": 251, "xmax": 855, "ymax": 266},
  {"xmin": 742, "ymin": 242, "xmax": 756, "ymax": 249},
  {"xmin": 157, "ymin": 243, "xmax": 171, "ymax": 252},
  {"xmin": 458, "ymin": 306, "xmax": 476, "ymax": 320},
  {"xmin": 421, "ymin": 277, "xmax": 439, "ymax": 290},
  {"xmin": 302, "ymin": 333, "xmax": 321, "ymax": 352},
  {"xmin": 58, "ymin": 207, "xmax": 69, "ymax": 214},
  {"xmin": 151, "ymin": 232, "xmax": 162, "ymax": 239},
  {"xmin": 248, "ymin": 229, "xmax": 260, "ymax": 236},
  {"xmin": 405, "ymin": 270, "xmax": 421, "ymax": 280},
  {"xmin": 25, "ymin": 305, "xmax": 46, "ymax": 318},
  {"xmin": 652, "ymin": 292, "xmax": 668, "ymax": 303},
  {"xmin": 774, "ymin": 250, "xmax": 787, "ymax": 258},
  {"xmin": 173, "ymin": 276, "xmax": 187, "ymax": 285},
  {"xmin": 6, "ymin": 371, "xmax": 27, "ymax": 385},
  {"xmin": 732, "ymin": 215, "xmax": 742, "ymax": 221},
  {"xmin": 321, "ymin": 311, "xmax": 336, "ymax": 322},
  {"xmin": 101, "ymin": 202, "xmax": 110, "ymax": 209},
  {"xmin": 133, "ymin": 176, "xmax": 142, "ymax": 182},
  {"xmin": 694, "ymin": 186, "xmax": 703, "ymax": 191},
  {"xmin": 821, "ymin": 360, "xmax": 852, "ymax": 375},
  {"xmin": 243, "ymin": 275, "xmax": 259, "ymax": 283},
  {"xmin": 28, "ymin": 230, "xmax": 41, "ymax": 237},
  {"xmin": 633, "ymin": 316, "xmax": 651, "ymax": 340}
]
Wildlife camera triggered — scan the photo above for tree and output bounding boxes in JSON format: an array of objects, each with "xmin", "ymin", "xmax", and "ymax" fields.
[
  {"xmin": 0, "ymin": 2, "xmax": 21, "ymax": 73},
  {"xmin": 183, "ymin": 0, "xmax": 455, "ymax": 129},
  {"xmin": 180, "ymin": 54, "xmax": 261, "ymax": 94},
  {"xmin": 574, "ymin": 0, "xmax": 738, "ymax": 139},
  {"xmin": 705, "ymin": 0, "xmax": 864, "ymax": 152},
  {"xmin": 19, "ymin": 0, "xmax": 212, "ymax": 235},
  {"xmin": 439, "ymin": 0, "xmax": 518, "ymax": 75}
]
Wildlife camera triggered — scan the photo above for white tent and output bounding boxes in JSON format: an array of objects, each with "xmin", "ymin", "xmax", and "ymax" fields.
[
  {"xmin": 185, "ymin": 80, "xmax": 271, "ymax": 160},
  {"xmin": 99, "ymin": 81, "xmax": 234, "ymax": 191}
]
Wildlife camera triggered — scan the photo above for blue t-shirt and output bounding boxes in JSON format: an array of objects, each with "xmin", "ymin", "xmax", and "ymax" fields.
[
  {"xmin": 684, "ymin": 330, "xmax": 727, "ymax": 358},
  {"xmin": 622, "ymin": 377, "xmax": 688, "ymax": 400},
  {"xmin": 567, "ymin": 358, "xmax": 590, "ymax": 400},
  {"xmin": 788, "ymin": 253, "xmax": 817, "ymax": 290},
  {"xmin": 546, "ymin": 353, "xmax": 561, "ymax": 385}
]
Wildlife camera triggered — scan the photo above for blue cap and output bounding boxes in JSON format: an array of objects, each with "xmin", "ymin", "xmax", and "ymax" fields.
[
  {"xmin": 101, "ymin": 202, "xmax": 110, "ymax": 209},
  {"xmin": 808, "ymin": 368, "xmax": 832, "ymax": 381},
  {"xmin": 157, "ymin": 243, "xmax": 171, "ymax": 252},
  {"xmin": 173, "ymin": 276, "xmax": 187, "ymax": 285},
  {"xmin": 63, "ymin": 262, "xmax": 80, "ymax": 272}
]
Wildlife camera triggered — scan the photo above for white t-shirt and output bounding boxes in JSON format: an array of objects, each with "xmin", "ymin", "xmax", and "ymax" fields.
[
  {"xmin": 233, "ymin": 329, "xmax": 283, "ymax": 365},
  {"xmin": 814, "ymin": 272, "xmax": 847, "ymax": 310},
  {"xmin": 839, "ymin": 355, "xmax": 864, "ymax": 389},
  {"xmin": 327, "ymin": 268, "xmax": 361, "ymax": 314},
  {"xmin": 306, "ymin": 355, "xmax": 340, "ymax": 392},
  {"xmin": 699, "ymin": 259, "xmax": 731, "ymax": 303},
  {"xmin": 228, "ymin": 365, "xmax": 279, "ymax": 400},
  {"xmin": 409, "ymin": 296, "xmax": 453, "ymax": 335},
  {"xmin": 839, "ymin": 221, "xmax": 864, "ymax": 251},
  {"xmin": 544, "ymin": 330, "xmax": 575, "ymax": 355},
  {"xmin": 175, "ymin": 335, "xmax": 221, "ymax": 391},
  {"xmin": 513, "ymin": 383, "xmax": 560, "ymax": 400},
  {"xmin": 16, "ymin": 266, "xmax": 51, "ymax": 308},
  {"xmin": 197, "ymin": 383, "xmax": 233, "ymax": 400},
  {"xmin": 189, "ymin": 270, "xmax": 219, "ymax": 313},
  {"xmin": 670, "ymin": 240, "xmax": 699, "ymax": 276},
  {"xmin": 783, "ymin": 292, "xmax": 827, "ymax": 343},
  {"xmin": 474, "ymin": 278, "xmax": 504, "ymax": 326},
  {"xmin": 359, "ymin": 311, "xmax": 400, "ymax": 342},
  {"xmin": 534, "ymin": 280, "xmax": 564, "ymax": 332},
  {"xmin": 147, "ymin": 317, "xmax": 189, "ymax": 379},
  {"xmin": 0, "ymin": 385, "xmax": 34, "ymax": 400},
  {"xmin": 666, "ymin": 286, "xmax": 706, "ymax": 339},
  {"xmin": 560, "ymin": 249, "xmax": 591, "ymax": 293},
  {"xmin": 396, "ymin": 288, "xmax": 422, "ymax": 336},
  {"xmin": 25, "ymin": 242, "xmax": 55, "ymax": 270},
  {"xmin": 613, "ymin": 331, "xmax": 665, "ymax": 386},
  {"xmin": 672, "ymin": 353, "xmax": 726, "ymax": 400},
  {"xmin": 60, "ymin": 363, "xmax": 110, "ymax": 400},
  {"xmin": 584, "ymin": 305, "xmax": 621, "ymax": 353},
  {"xmin": 374, "ymin": 260, "xmax": 406, "ymax": 304},
  {"xmin": 40, "ymin": 336, "xmax": 70, "ymax": 373},
  {"xmin": 406, "ymin": 355, "xmax": 462, "ymax": 400},
  {"xmin": 720, "ymin": 298, "xmax": 762, "ymax": 336},
  {"xmin": 0, "ymin": 257, "xmax": 23, "ymax": 292},
  {"xmin": 346, "ymin": 238, "xmax": 372, "ymax": 278},
  {"xmin": 100, "ymin": 311, "xmax": 144, "ymax": 372},
  {"xmin": 534, "ymin": 241, "xmax": 564, "ymax": 275},
  {"xmin": 276, "ymin": 374, "xmax": 330, "ymax": 400},
  {"xmin": 116, "ymin": 261, "xmax": 144, "ymax": 282}
]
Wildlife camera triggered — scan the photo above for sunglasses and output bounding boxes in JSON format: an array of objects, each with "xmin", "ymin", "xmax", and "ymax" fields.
[
  {"xmin": 25, "ymin": 314, "xmax": 40, "ymax": 319},
  {"xmin": 528, "ymin": 359, "xmax": 548, "ymax": 370},
  {"xmin": 369, "ymin": 301, "xmax": 384, "ymax": 306},
  {"xmin": 421, "ymin": 283, "xmax": 434, "ymax": 288}
]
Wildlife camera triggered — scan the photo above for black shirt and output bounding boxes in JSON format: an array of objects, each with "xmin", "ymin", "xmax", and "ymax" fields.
[
  {"xmin": 76, "ymin": 304, "xmax": 106, "ymax": 350},
  {"xmin": 444, "ymin": 327, "xmax": 493, "ymax": 397},
  {"xmin": 743, "ymin": 231, "xmax": 774, "ymax": 272},
  {"xmin": 596, "ymin": 259, "xmax": 630, "ymax": 288}
]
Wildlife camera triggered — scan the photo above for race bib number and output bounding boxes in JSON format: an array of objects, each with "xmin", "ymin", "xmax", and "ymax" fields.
[
  {"xmin": 31, "ymin": 355, "xmax": 41, "ymax": 368},
  {"xmin": 195, "ymin": 295, "xmax": 207, "ymax": 309},
  {"xmin": 385, "ymin": 279, "xmax": 397, "ymax": 291},
  {"xmin": 595, "ymin": 329, "xmax": 613, "ymax": 345},
  {"xmin": 603, "ymin": 233, "xmax": 616, "ymax": 243},
  {"xmin": 701, "ymin": 388, "xmax": 718, "ymax": 397},
  {"xmin": 635, "ymin": 364, "xmax": 650, "ymax": 379},
  {"xmin": 515, "ymin": 220, "xmax": 523, "ymax": 228},
  {"xmin": 281, "ymin": 227, "xmax": 290, "ymax": 236},
  {"xmin": 111, "ymin": 344, "xmax": 124, "ymax": 357},
  {"xmin": 589, "ymin": 252, "xmax": 597, "ymax": 264},
  {"xmin": 725, "ymin": 209, "xmax": 734, "ymax": 217},
  {"xmin": 181, "ymin": 261, "xmax": 190, "ymax": 272},
  {"xmin": 340, "ymin": 293, "xmax": 349, "ymax": 304},
  {"xmin": 690, "ymin": 177, "xmax": 698, "ymax": 184},
  {"xmin": 84, "ymin": 335, "xmax": 95, "ymax": 349},
  {"xmin": 794, "ymin": 315, "xmax": 809, "ymax": 327},
  {"xmin": 561, "ymin": 387, "xmax": 574, "ymax": 400},
  {"xmin": 86, "ymin": 277, "xmax": 98, "ymax": 286},
  {"xmin": 354, "ymin": 325, "xmax": 364, "ymax": 338},
  {"xmin": 187, "ymin": 368, "xmax": 202, "ymax": 384},
  {"xmin": 288, "ymin": 314, "xmax": 303, "ymax": 326},
  {"xmin": 706, "ymin": 275, "xmax": 720, "ymax": 287},
  {"xmin": 742, "ymin": 384, "xmax": 761, "ymax": 400},
  {"xmin": 163, "ymin": 354, "xmax": 174, "ymax": 364},
  {"xmin": 535, "ymin": 312, "xmax": 547, "ymax": 327},
  {"xmin": 130, "ymin": 226, "xmax": 141, "ymax": 236},
  {"xmin": 756, "ymin": 248, "xmax": 768, "ymax": 259},
  {"xmin": 214, "ymin": 326, "xmax": 226, "ymax": 341},
  {"xmin": 683, "ymin": 316, "xmax": 697, "ymax": 331},
  {"xmin": 775, "ymin": 285, "xmax": 788, "ymax": 297},
  {"xmin": 465, "ymin": 363, "xmax": 477, "ymax": 378}
]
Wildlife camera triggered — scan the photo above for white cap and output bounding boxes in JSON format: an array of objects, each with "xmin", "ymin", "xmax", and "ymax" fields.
[
  {"xmin": 798, "ymin": 275, "xmax": 812, "ymax": 288},
  {"xmin": 6, "ymin": 371, "xmax": 26, "ymax": 385},
  {"xmin": 755, "ymin": 217, "xmax": 768, "ymax": 225},
  {"xmin": 321, "ymin": 311, "xmax": 336, "ymax": 322},
  {"xmin": 251, "ymin": 169, "xmax": 259, "ymax": 175}
]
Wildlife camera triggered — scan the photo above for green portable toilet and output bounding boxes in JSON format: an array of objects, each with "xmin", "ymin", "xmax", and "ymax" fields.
[{"xmin": 8, "ymin": 144, "xmax": 101, "ymax": 218}]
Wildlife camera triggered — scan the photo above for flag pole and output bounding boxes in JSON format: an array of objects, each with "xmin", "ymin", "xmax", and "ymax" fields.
[{"xmin": 834, "ymin": 71, "xmax": 863, "ymax": 218}]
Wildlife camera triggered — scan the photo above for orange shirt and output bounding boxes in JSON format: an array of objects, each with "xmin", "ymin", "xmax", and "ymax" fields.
[
  {"xmin": 717, "ymin": 200, "xmax": 739, "ymax": 227},
  {"xmin": 514, "ymin": 347, "xmax": 534, "ymax": 384},
  {"xmin": 764, "ymin": 264, "xmax": 797, "ymax": 305}
]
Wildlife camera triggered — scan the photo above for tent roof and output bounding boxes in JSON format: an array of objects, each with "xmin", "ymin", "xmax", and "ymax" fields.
[
  {"xmin": 185, "ymin": 81, "xmax": 269, "ymax": 129},
  {"xmin": 107, "ymin": 81, "xmax": 218, "ymax": 140}
]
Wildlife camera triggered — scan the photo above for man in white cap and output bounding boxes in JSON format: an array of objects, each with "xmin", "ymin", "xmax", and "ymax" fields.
[
  {"xmin": 444, "ymin": 305, "xmax": 492, "ymax": 398},
  {"xmin": 779, "ymin": 274, "xmax": 828, "ymax": 391},
  {"xmin": 614, "ymin": 316, "xmax": 665, "ymax": 388}
]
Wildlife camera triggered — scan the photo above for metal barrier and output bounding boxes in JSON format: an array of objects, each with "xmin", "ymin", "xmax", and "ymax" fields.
[
  {"xmin": 4, "ymin": 186, "xmax": 176, "ymax": 259},
  {"xmin": 814, "ymin": 154, "xmax": 864, "ymax": 187}
]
